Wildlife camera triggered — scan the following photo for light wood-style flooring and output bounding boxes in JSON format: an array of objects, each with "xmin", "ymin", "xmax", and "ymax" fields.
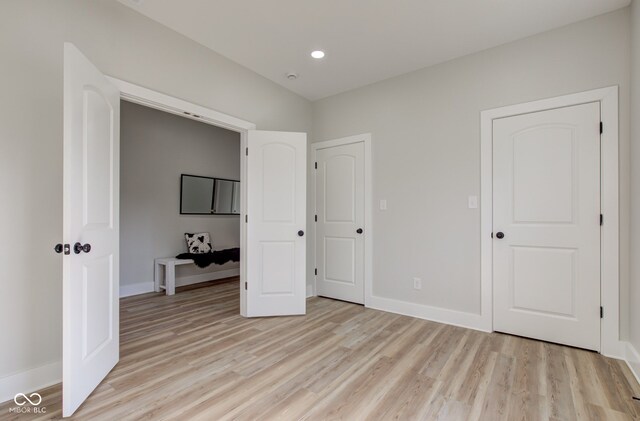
[{"xmin": 1, "ymin": 277, "xmax": 639, "ymax": 420}]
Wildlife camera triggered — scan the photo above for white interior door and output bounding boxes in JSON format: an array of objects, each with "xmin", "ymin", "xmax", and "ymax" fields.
[
  {"xmin": 315, "ymin": 142, "xmax": 365, "ymax": 304},
  {"xmin": 493, "ymin": 102, "xmax": 601, "ymax": 351},
  {"xmin": 246, "ymin": 130, "xmax": 306, "ymax": 316},
  {"xmin": 63, "ymin": 43, "xmax": 120, "ymax": 416}
]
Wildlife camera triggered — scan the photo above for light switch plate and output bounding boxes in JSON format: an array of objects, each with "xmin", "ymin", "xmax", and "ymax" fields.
[
  {"xmin": 380, "ymin": 199, "xmax": 388, "ymax": 211},
  {"xmin": 468, "ymin": 195, "xmax": 478, "ymax": 209}
]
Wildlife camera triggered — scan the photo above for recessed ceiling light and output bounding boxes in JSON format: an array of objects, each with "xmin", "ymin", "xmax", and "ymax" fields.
[{"xmin": 311, "ymin": 50, "xmax": 325, "ymax": 59}]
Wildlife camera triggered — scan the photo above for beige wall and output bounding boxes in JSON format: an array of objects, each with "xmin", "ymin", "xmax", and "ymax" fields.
[
  {"xmin": 120, "ymin": 101, "xmax": 241, "ymax": 288},
  {"xmin": 630, "ymin": 0, "xmax": 640, "ymax": 352},
  {"xmin": 0, "ymin": 0, "xmax": 312, "ymax": 381},
  {"xmin": 312, "ymin": 10, "xmax": 631, "ymax": 322}
]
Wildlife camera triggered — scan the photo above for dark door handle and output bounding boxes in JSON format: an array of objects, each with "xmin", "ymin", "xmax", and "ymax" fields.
[
  {"xmin": 55, "ymin": 243, "xmax": 71, "ymax": 255},
  {"xmin": 298, "ymin": 230, "xmax": 304, "ymax": 237},
  {"xmin": 74, "ymin": 242, "xmax": 92, "ymax": 254},
  {"xmin": 495, "ymin": 232, "xmax": 505, "ymax": 239},
  {"xmin": 356, "ymin": 228, "xmax": 363, "ymax": 234}
]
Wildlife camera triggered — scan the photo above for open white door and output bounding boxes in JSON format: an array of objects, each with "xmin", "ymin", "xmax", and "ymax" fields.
[
  {"xmin": 246, "ymin": 131, "xmax": 307, "ymax": 316},
  {"xmin": 63, "ymin": 43, "xmax": 120, "ymax": 416}
]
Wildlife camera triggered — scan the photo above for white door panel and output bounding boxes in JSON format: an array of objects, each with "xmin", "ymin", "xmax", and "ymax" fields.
[
  {"xmin": 247, "ymin": 131, "xmax": 306, "ymax": 316},
  {"xmin": 63, "ymin": 43, "xmax": 120, "ymax": 416},
  {"xmin": 316, "ymin": 142, "xmax": 365, "ymax": 304},
  {"xmin": 493, "ymin": 102, "xmax": 600, "ymax": 351}
]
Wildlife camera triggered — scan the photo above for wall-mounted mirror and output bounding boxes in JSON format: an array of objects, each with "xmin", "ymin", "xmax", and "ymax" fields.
[
  {"xmin": 180, "ymin": 174, "xmax": 240, "ymax": 215},
  {"xmin": 180, "ymin": 175, "xmax": 214, "ymax": 215},
  {"xmin": 213, "ymin": 178, "xmax": 234, "ymax": 214}
]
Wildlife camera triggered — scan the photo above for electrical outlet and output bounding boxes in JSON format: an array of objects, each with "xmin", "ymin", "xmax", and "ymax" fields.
[{"xmin": 413, "ymin": 277, "xmax": 422, "ymax": 290}]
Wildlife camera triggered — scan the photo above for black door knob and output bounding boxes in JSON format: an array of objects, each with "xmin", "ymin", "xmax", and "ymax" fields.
[
  {"xmin": 74, "ymin": 242, "xmax": 92, "ymax": 254},
  {"xmin": 495, "ymin": 232, "xmax": 505, "ymax": 239},
  {"xmin": 54, "ymin": 244, "xmax": 64, "ymax": 254},
  {"xmin": 356, "ymin": 228, "xmax": 363, "ymax": 234},
  {"xmin": 298, "ymin": 230, "xmax": 304, "ymax": 237}
]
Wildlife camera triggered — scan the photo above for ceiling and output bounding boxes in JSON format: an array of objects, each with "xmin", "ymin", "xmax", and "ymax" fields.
[{"xmin": 118, "ymin": 0, "xmax": 630, "ymax": 101}]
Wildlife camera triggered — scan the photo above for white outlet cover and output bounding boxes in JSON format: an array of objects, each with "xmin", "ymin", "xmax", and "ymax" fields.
[
  {"xmin": 413, "ymin": 277, "xmax": 422, "ymax": 290},
  {"xmin": 468, "ymin": 195, "xmax": 478, "ymax": 209},
  {"xmin": 380, "ymin": 199, "xmax": 388, "ymax": 210}
]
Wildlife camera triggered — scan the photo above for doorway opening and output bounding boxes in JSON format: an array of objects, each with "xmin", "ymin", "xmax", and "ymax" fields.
[
  {"xmin": 107, "ymin": 76, "xmax": 255, "ymax": 316},
  {"xmin": 119, "ymin": 98, "xmax": 242, "ymax": 306}
]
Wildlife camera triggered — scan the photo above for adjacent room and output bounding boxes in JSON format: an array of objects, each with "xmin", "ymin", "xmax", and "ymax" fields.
[
  {"xmin": 120, "ymin": 100, "xmax": 241, "ymax": 298},
  {"xmin": 2, "ymin": 0, "xmax": 640, "ymax": 420}
]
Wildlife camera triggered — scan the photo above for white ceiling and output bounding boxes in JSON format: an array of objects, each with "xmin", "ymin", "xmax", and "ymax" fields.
[{"xmin": 118, "ymin": 0, "xmax": 630, "ymax": 100}]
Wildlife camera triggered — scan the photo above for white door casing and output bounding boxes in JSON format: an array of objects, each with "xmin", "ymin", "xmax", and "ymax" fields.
[
  {"xmin": 315, "ymin": 142, "xmax": 365, "ymax": 304},
  {"xmin": 492, "ymin": 102, "xmax": 601, "ymax": 351},
  {"xmin": 63, "ymin": 43, "xmax": 120, "ymax": 416},
  {"xmin": 246, "ymin": 130, "xmax": 307, "ymax": 316}
]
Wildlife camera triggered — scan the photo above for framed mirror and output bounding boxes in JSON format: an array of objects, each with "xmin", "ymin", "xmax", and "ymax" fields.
[
  {"xmin": 213, "ymin": 178, "xmax": 234, "ymax": 214},
  {"xmin": 180, "ymin": 174, "xmax": 214, "ymax": 215},
  {"xmin": 180, "ymin": 174, "xmax": 240, "ymax": 215}
]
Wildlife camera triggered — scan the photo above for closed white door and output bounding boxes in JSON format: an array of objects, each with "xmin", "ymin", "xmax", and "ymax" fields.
[
  {"xmin": 493, "ymin": 102, "xmax": 601, "ymax": 351},
  {"xmin": 246, "ymin": 130, "xmax": 307, "ymax": 316},
  {"xmin": 63, "ymin": 43, "xmax": 120, "ymax": 416},
  {"xmin": 315, "ymin": 142, "xmax": 365, "ymax": 304}
]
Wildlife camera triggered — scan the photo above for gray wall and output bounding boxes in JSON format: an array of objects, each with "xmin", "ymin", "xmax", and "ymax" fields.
[
  {"xmin": 630, "ymin": 0, "xmax": 640, "ymax": 352},
  {"xmin": 120, "ymin": 101, "xmax": 241, "ymax": 288},
  {"xmin": 0, "ymin": 0, "xmax": 312, "ymax": 381},
  {"xmin": 312, "ymin": 10, "xmax": 631, "ymax": 323}
]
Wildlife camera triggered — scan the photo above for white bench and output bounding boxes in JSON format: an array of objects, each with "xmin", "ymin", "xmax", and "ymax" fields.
[{"xmin": 154, "ymin": 257, "xmax": 194, "ymax": 296}]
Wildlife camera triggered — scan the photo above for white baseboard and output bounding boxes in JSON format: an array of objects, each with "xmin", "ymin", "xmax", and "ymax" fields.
[
  {"xmin": 0, "ymin": 361, "xmax": 61, "ymax": 405},
  {"xmin": 120, "ymin": 268, "xmax": 241, "ymax": 298},
  {"xmin": 624, "ymin": 341, "xmax": 640, "ymax": 387},
  {"xmin": 366, "ymin": 295, "xmax": 490, "ymax": 332},
  {"xmin": 175, "ymin": 268, "xmax": 240, "ymax": 288},
  {"xmin": 120, "ymin": 281, "xmax": 155, "ymax": 297}
]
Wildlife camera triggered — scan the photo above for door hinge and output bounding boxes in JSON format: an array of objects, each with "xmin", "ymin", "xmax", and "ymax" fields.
[
  {"xmin": 314, "ymin": 268, "xmax": 317, "ymax": 276},
  {"xmin": 600, "ymin": 306, "xmax": 604, "ymax": 318},
  {"xmin": 491, "ymin": 232, "xmax": 493, "ymax": 238},
  {"xmin": 315, "ymin": 214, "xmax": 317, "ymax": 222},
  {"xmin": 246, "ymin": 147, "xmax": 248, "ymax": 156},
  {"xmin": 245, "ymin": 282, "xmax": 248, "ymax": 290},
  {"xmin": 600, "ymin": 214, "xmax": 603, "ymax": 226},
  {"xmin": 600, "ymin": 122, "xmax": 603, "ymax": 134},
  {"xmin": 314, "ymin": 162, "xmax": 317, "ymax": 169},
  {"xmin": 245, "ymin": 215, "xmax": 248, "ymax": 223}
]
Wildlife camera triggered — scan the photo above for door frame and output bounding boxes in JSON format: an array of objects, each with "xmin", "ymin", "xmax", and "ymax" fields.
[
  {"xmin": 106, "ymin": 77, "xmax": 256, "ymax": 316},
  {"xmin": 311, "ymin": 134, "xmax": 373, "ymax": 305},
  {"xmin": 480, "ymin": 86, "xmax": 621, "ymax": 357}
]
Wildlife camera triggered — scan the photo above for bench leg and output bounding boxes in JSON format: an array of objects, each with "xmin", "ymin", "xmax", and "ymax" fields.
[
  {"xmin": 166, "ymin": 263, "xmax": 176, "ymax": 296},
  {"xmin": 154, "ymin": 261, "xmax": 162, "ymax": 292}
]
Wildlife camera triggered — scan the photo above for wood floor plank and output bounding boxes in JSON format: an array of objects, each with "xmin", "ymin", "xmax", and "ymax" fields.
[{"xmin": 0, "ymin": 277, "xmax": 638, "ymax": 420}]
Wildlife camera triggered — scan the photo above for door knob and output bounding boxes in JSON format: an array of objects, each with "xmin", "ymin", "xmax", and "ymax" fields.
[
  {"xmin": 74, "ymin": 242, "xmax": 92, "ymax": 254},
  {"xmin": 495, "ymin": 232, "xmax": 505, "ymax": 239},
  {"xmin": 356, "ymin": 228, "xmax": 363, "ymax": 234},
  {"xmin": 55, "ymin": 243, "xmax": 70, "ymax": 255},
  {"xmin": 298, "ymin": 230, "xmax": 305, "ymax": 237}
]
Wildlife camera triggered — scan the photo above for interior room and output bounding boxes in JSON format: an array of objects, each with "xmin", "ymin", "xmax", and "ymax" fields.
[
  {"xmin": 120, "ymin": 100, "xmax": 241, "ymax": 298},
  {"xmin": 2, "ymin": 0, "xmax": 640, "ymax": 419}
]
